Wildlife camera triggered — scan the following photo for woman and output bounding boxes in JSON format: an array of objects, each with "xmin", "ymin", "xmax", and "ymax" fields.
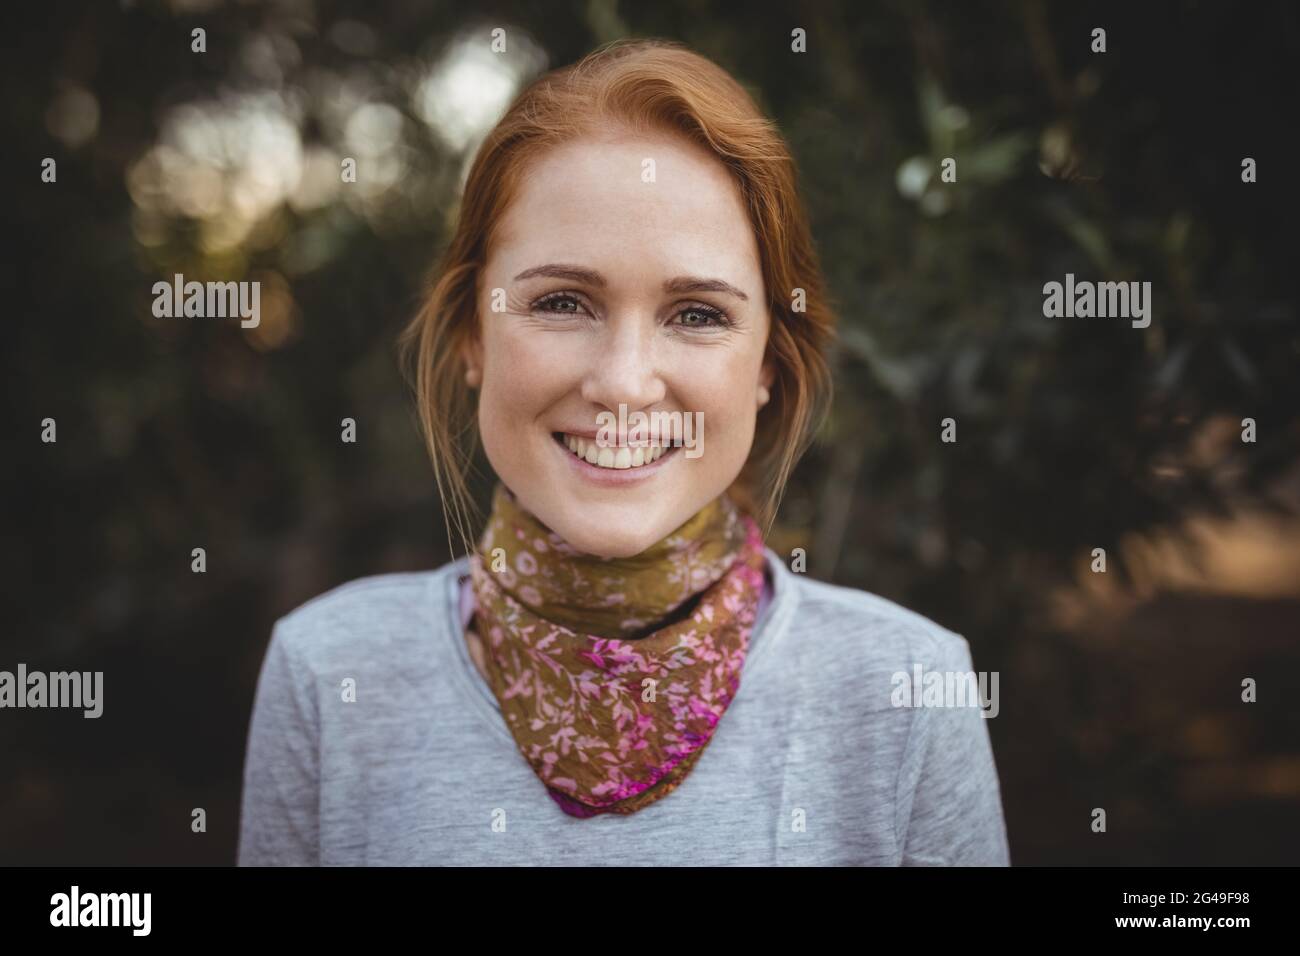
[{"xmin": 237, "ymin": 38, "xmax": 1010, "ymax": 865}]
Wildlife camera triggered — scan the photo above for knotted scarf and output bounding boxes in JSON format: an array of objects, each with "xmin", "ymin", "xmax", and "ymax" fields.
[{"xmin": 467, "ymin": 482, "xmax": 767, "ymax": 818}]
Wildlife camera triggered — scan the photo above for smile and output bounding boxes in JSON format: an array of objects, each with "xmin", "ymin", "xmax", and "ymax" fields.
[{"xmin": 552, "ymin": 432, "xmax": 676, "ymax": 470}]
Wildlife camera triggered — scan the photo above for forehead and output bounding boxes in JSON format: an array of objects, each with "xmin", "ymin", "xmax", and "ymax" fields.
[{"xmin": 490, "ymin": 132, "xmax": 763, "ymax": 285}]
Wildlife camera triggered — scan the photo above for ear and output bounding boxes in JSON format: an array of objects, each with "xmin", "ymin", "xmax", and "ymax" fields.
[
  {"xmin": 459, "ymin": 328, "xmax": 484, "ymax": 384},
  {"xmin": 756, "ymin": 357, "xmax": 776, "ymax": 408}
]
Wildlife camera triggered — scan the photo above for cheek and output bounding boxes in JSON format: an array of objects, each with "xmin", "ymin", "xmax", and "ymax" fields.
[
  {"xmin": 481, "ymin": 329, "xmax": 568, "ymax": 423},
  {"xmin": 677, "ymin": 353, "xmax": 762, "ymax": 453}
]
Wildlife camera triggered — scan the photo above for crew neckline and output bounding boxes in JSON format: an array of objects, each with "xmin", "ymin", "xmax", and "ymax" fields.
[{"xmin": 434, "ymin": 548, "xmax": 799, "ymax": 744}]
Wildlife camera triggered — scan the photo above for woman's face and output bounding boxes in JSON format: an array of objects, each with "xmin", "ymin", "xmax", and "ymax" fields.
[{"xmin": 469, "ymin": 130, "xmax": 774, "ymax": 559}]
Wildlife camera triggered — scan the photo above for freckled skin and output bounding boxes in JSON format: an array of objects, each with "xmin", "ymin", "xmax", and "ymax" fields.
[{"xmin": 467, "ymin": 129, "xmax": 774, "ymax": 563}]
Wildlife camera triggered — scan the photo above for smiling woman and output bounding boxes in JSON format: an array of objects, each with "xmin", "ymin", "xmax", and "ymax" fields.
[{"xmin": 237, "ymin": 37, "xmax": 1010, "ymax": 864}]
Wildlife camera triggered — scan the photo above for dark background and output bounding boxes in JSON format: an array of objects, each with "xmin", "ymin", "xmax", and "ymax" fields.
[{"xmin": 4, "ymin": 0, "xmax": 1298, "ymax": 865}]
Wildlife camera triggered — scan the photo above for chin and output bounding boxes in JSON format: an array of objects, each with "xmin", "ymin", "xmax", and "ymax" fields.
[{"xmin": 554, "ymin": 520, "xmax": 662, "ymax": 559}]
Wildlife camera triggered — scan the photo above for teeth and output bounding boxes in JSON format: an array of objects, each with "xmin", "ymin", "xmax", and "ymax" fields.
[{"xmin": 559, "ymin": 434, "xmax": 669, "ymax": 470}]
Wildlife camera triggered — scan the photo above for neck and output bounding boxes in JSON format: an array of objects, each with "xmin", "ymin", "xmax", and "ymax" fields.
[{"xmin": 472, "ymin": 483, "xmax": 755, "ymax": 639}]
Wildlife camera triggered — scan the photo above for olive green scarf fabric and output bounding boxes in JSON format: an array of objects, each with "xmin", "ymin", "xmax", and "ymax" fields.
[{"xmin": 468, "ymin": 482, "xmax": 767, "ymax": 817}]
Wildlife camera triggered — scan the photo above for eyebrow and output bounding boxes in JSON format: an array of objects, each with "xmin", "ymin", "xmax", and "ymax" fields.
[{"xmin": 512, "ymin": 263, "xmax": 749, "ymax": 302}]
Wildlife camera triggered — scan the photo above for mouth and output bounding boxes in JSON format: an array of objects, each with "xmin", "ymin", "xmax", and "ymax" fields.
[{"xmin": 551, "ymin": 432, "xmax": 678, "ymax": 472}]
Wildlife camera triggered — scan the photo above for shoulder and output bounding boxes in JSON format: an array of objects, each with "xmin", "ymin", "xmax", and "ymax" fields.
[
  {"xmin": 774, "ymin": 561, "xmax": 975, "ymax": 697},
  {"xmin": 267, "ymin": 560, "xmax": 466, "ymax": 672}
]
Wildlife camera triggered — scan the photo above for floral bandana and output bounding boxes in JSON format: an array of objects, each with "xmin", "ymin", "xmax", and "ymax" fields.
[{"xmin": 467, "ymin": 482, "xmax": 767, "ymax": 818}]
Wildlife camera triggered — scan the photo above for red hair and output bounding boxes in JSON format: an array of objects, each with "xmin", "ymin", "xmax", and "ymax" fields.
[{"xmin": 400, "ymin": 38, "xmax": 837, "ymax": 553}]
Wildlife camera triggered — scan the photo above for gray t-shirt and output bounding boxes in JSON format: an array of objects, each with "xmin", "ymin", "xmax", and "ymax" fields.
[{"xmin": 237, "ymin": 549, "xmax": 1010, "ymax": 865}]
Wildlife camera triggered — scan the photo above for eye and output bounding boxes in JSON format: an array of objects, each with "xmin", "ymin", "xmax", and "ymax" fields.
[
  {"xmin": 530, "ymin": 293, "xmax": 732, "ymax": 329},
  {"xmin": 673, "ymin": 303, "xmax": 733, "ymax": 330},
  {"xmin": 531, "ymin": 292, "xmax": 590, "ymax": 317}
]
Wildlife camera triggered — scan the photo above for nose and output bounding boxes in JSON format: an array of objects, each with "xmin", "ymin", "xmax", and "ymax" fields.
[{"xmin": 579, "ymin": 313, "xmax": 666, "ymax": 416}]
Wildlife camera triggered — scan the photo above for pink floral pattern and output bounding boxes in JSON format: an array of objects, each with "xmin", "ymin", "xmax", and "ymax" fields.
[{"xmin": 468, "ymin": 483, "xmax": 767, "ymax": 817}]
